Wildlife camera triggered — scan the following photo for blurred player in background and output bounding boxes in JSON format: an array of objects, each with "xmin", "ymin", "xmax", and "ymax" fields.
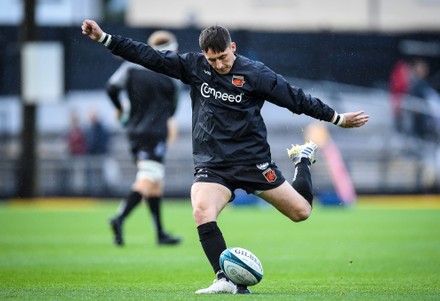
[
  {"xmin": 407, "ymin": 58, "xmax": 440, "ymax": 140},
  {"xmin": 82, "ymin": 20, "xmax": 368, "ymax": 294},
  {"xmin": 106, "ymin": 30, "xmax": 181, "ymax": 246}
]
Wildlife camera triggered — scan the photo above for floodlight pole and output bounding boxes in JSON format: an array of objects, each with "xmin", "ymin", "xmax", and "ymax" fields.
[{"xmin": 18, "ymin": 0, "xmax": 37, "ymax": 198}]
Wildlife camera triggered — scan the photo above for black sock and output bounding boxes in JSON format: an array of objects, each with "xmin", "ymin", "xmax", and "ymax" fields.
[
  {"xmin": 291, "ymin": 158, "xmax": 314, "ymax": 206},
  {"xmin": 197, "ymin": 221, "xmax": 227, "ymax": 275},
  {"xmin": 115, "ymin": 191, "xmax": 142, "ymax": 222},
  {"xmin": 146, "ymin": 196, "xmax": 164, "ymax": 237}
]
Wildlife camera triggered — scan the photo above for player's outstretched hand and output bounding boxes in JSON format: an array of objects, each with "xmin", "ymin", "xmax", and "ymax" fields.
[
  {"xmin": 81, "ymin": 19, "xmax": 104, "ymax": 41},
  {"xmin": 340, "ymin": 111, "xmax": 369, "ymax": 128}
]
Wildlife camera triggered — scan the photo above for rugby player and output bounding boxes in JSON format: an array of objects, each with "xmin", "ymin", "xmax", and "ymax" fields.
[
  {"xmin": 82, "ymin": 20, "xmax": 369, "ymax": 294},
  {"xmin": 106, "ymin": 30, "xmax": 181, "ymax": 247}
]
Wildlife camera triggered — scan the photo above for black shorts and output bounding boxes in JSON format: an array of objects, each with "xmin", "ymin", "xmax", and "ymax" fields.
[
  {"xmin": 130, "ymin": 139, "xmax": 166, "ymax": 164},
  {"xmin": 193, "ymin": 161, "xmax": 286, "ymax": 199}
]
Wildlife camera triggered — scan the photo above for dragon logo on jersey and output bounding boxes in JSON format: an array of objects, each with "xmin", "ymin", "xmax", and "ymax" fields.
[
  {"xmin": 232, "ymin": 75, "xmax": 245, "ymax": 87},
  {"xmin": 262, "ymin": 168, "xmax": 277, "ymax": 183}
]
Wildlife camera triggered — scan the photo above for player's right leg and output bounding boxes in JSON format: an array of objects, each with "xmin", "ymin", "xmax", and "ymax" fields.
[
  {"xmin": 259, "ymin": 141, "xmax": 318, "ymax": 222},
  {"xmin": 287, "ymin": 141, "xmax": 318, "ymax": 207},
  {"xmin": 109, "ymin": 190, "xmax": 142, "ymax": 246},
  {"xmin": 287, "ymin": 140, "xmax": 318, "ymax": 165},
  {"xmin": 260, "ymin": 181, "xmax": 312, "ymax": 222}
]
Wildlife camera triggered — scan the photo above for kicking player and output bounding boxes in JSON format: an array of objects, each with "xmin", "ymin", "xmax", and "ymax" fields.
[
  {"xmin": 82, "ymin": 20, "xmax": 369, "ymax": 294},
  {"xmin": 106, "ymin": 30, "xmax": 181, "ymax": 246}
]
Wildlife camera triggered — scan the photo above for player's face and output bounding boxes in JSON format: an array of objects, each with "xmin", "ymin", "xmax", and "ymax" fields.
[{"xmin": 203, "ymin": 42, "xmax": 237, "ymax": 75}]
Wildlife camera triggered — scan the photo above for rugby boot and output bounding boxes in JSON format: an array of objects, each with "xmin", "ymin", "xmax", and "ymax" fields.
[
  {"xmin": 287, "ymin": 141, "xmax": 318, "ymax": 165},
  {"xmin": 109, "ymin": 217, "xmax": 124, "ymax": 246}
]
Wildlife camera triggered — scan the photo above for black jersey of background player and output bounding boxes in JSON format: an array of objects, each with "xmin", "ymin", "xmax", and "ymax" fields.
[
  {"xmin": 107, "ymin": 61, "xmax": 179, "ymax": 151},
  {"xmin": 108, "ymin": 36, "xmax": 335, "ymax": 168}
]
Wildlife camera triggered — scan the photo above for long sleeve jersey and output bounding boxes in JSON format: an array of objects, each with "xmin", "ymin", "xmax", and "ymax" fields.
[
  {"xmin": 106, "ymin": 61, "xmax": 179, "ymax": 146},
  {"xmin": 107, "ymin": 35, "xmax": 335, "ymax": 168}
]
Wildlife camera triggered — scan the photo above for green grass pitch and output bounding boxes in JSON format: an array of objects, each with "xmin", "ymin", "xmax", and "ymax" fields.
[{"xmin": 0, "ymin": 198, "xmax": 439, "ymax": 300}]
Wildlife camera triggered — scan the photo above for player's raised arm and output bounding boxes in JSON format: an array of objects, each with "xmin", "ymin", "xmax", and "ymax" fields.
[
  {"xmin": 331, "ymin": 110, "xmax": 369, "ymax": 128},
  {"xmin": 81, "ymin": 19, "xmax": 104, "ymax": 41}
]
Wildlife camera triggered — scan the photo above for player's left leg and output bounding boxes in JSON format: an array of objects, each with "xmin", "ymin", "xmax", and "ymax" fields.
[
  {"xmin": 192, "ymin": 181, "xmax": 239, "ymax": 294},
  {"xmin": 144, "ymin": 182, "xmax": 181, "ymax": 245}
]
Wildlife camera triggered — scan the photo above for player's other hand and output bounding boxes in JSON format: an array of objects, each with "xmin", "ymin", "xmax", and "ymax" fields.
[
  {"xmin": 81, "ymin": 19, "xmax": 104, "ymax": 41},
  {"xmin": 341, "ymin": 111, "xmax": 369, "ymax": 128}
]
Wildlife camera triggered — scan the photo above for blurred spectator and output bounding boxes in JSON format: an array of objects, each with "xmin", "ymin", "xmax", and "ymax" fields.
[
  {"xmin": 429, "ymin": 68, "xmax": 440, "ymax": 93},
  {"xmin": 67, "ymin": 111, "xmax": 87, "ymax": 155},
  {"xmin": 86, "ymin": 109, "xmax": 110, "ymax": 155},
  {"xmin": 409, "ymin": 59, "xmax": 431, "ymax": 99},
  {"xmin": 389, "ymin": 59, "xmax": 410, "ymax": 132},
  {"xmin": 407, "ymin": 58, "xmax": 440, "ymax": 140},
  {"xmin": 83, "ymin": 109, "xmax": 112, "ymax": 195}
]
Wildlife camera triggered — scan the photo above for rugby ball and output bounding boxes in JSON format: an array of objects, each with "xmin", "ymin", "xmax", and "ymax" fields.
[{"xmin": 219, "ymin": 247, "xmax": 263, "ymax": 286}]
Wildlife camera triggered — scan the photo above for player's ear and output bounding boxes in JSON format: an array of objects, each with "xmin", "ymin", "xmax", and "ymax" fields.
[{"xmin": 231, "ymin": 42, "xmax": 237, "ymax": 53}]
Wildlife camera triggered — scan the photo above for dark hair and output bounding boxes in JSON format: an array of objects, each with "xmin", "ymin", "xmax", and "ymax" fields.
[{"xmin": 199, "ymin": 25, "xmax": 232, "ymax": 53}]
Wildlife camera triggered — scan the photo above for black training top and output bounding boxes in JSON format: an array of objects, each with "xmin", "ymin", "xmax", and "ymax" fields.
[
  {"xmin": 107, "ymin": 35, "xmax": 335, "ymax": 168},
  {"xmin": 106, "ymin": 61, "xmax": 179, "ymax": 147}
]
